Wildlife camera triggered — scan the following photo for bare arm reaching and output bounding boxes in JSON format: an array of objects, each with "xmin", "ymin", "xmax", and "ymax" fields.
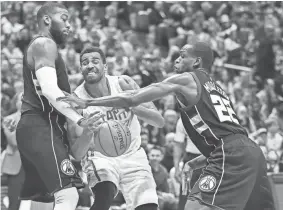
[
  {"xmin": 118, "ymin": 75, "xmax": 165, "ymax": 128},
  {"xmin": 32, "ymin": 37, "xmax": 85, "ymax": 125},
  {"xmin": 57, "ymin": 72, "xmax": 199, "ymax": 109},
  {"xmin": 67, "ymin": 111, "xmax": 105, "ymax": 160}
]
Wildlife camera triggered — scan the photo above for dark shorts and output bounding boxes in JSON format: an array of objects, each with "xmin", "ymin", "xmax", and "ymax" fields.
[
  {"xmin": 188, "ymin": 134, "xmax": 274, "ymax": 210},
  {"xmin": 16, "ymin": 111, "xmax": 84, "ymax": 201}
]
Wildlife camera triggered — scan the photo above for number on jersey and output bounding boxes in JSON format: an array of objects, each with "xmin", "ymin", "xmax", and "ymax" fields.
[{"xmin": 210, "ymin": 94, "xmax": 239, "ymax": 124}]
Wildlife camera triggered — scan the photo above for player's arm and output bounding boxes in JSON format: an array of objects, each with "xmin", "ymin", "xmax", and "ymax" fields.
[
  {"xmin": 32, "ymin": 37, "xmax": 83, "ymax": 124},
  {"xmin": 67, "ymin": 110, "xmax": 104, "ymax": 160},
  {"xmin": 186, "ymin": 154, "xmax": 207, "ymax": 170},
  {"xmin": 66, "ymin": 117, "xmax": 93, "ymax": 161},
  {"xmin": 118, "ymin": 75, "xmax": 165, "ymax": 128},
  {"xmin": 57, "ymin": 73, "xmax": 199, "ymax": 109},
  {"xmin": 173, "ymin": 119, "xmax": 186, "ymax": 172},
  {"xmin": 2, "ymin": 115, "xmax": 18, "ymax": 148}
]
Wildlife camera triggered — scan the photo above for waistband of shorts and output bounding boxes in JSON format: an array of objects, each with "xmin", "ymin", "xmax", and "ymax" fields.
[
  {"xmin": 21, "ymin": 110, "xmax": 66, "ymax": 123},
  {"xmin": 219, "ymin": 133, "xmax": 254, "ymax": 148}
]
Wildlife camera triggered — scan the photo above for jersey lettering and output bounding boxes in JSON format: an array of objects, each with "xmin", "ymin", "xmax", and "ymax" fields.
[
  {"xmin": 101, "ymin": 109, "xmax": 128, "ymax": 122},
  {"xmin": 210, "ymin": 94, "xmax": 239, "ymax": 124}
]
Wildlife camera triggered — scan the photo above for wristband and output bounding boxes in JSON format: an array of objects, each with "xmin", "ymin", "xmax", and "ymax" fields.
[{"xmin": 77, "ymin": 117, "xmax": 86, "ymax": 126}]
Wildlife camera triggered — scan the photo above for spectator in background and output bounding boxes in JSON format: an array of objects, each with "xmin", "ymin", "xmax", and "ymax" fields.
[
  {"xmin": 161, "ymin": 132, "xmax": 175, "ymax": 172},
  {"xmin": 173, "ymin": 118, "xmax": 201, "ymax": 210},
  {"xmin": 255, "ymin": 25, "xmax": 276, "ymax": 80},
  {"xmin": 2, "ymin": 11, "xmax": 23, "ymax": 36},
  {"xmin": 2, "ymin": 38, "xmax": 23, "ymax": 66},
  {"xmin": 163, "ymin": 109, "xmax": 178, "ymax": 134},
  {"xmin": 266, "ymin": 99, "xmax": 283, "ymax": 133},
  {"xmin": 148, "ymin": 146, "xmax": 177, "ymax": 210},
  {"xmin": 2, "ymin": 92, "xmax": 25, "ymax": 210},
  {"xmin": 148, "ymin": 2, "xmax": 167, "ymax": 26},
  {"xmin": 148, "ymin": 146, "xmax": 169, "ymax": 193},
  {"xmin": 107, "ymin": 45, "xmax": 129, "ymax": 76},
  {"xmin": 15, "ymin": 27, "xmax": 32, "ymax": 53}
]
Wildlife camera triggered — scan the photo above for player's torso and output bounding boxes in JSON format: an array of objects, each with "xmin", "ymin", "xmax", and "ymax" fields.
[
  {"xmin": 178, "ymin": 70, "xmax": 247, "ymax": 157},
  {"xmin": 21, "ymin": 35, "xmax": 70, "ymax": 116},
  {"xmin": 74, "ymin": 75, "xmax": 141, "ymax": 155}
]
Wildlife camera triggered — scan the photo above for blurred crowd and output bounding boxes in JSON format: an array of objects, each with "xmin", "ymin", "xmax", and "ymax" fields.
[{"xmin": 1, "ymin": 1, "xmax": 283, "ymax": 210}]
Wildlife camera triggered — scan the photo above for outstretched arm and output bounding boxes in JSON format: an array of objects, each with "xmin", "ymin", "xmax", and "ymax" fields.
[
  {"xmin": 118, "ymin": 75, "xmax": 165, "ymax": 127},
  {"xmin": 32, "ymin": 37, "xmax": 84, "ymax": 125},
  {"xmin": 57, "ymin": 73, "xmax": 199, "ymax": 109}
]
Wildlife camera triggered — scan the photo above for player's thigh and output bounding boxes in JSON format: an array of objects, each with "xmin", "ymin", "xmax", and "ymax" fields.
[
  {"xmin": 18, "ymin": 152, "xmax": 53, "ymax": 202},
  {"xmin": 119, "ymin": 148, "xmax": 158, "ymax": 209},
  {"xmin": 85, "ymin": 154, "xmax": 119, "ymax": 193},
  {"xmin": 16, "ymin": 114, "xmax": 83, "ymax": 195},
  {"xmin": 244, "ymin": 152, "xmax": 275, "ymax": 210},
  {"xmin": 185, "ymin": 200, "xmax": 221, "ymax": 210},
  {"xmin": 189, "ymin": 142, "xmax": 260, "ymax": 210}
]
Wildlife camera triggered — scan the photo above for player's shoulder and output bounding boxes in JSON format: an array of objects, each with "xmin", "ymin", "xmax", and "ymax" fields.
[
  {"xmin": 73, "ymin": 81, "xmax": 85, "ymax": 96},
  {"xmin": 118, "ymin": 75, "xmax": 132, "ymax": 84},
  {"xmin": 164, "ymin": 72, "xmax": 196, "ymax": 87},
  {"xmin": 30, "ymin": 36, "xmax": 58, "ymax": 55},
  {"xmin": 117, "ymin": 75, "xmax": 139, "ymax": 91}
]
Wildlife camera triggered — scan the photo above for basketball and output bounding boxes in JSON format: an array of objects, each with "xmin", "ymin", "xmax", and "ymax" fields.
[{"xmin": 94, "ymin": 120, "xmax": 132, "ymax": 157}]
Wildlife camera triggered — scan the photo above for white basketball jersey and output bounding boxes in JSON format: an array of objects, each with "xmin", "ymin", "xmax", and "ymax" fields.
[{"xmin": 74, "ymin": 75, "xmax": 141, "ymax": 155}]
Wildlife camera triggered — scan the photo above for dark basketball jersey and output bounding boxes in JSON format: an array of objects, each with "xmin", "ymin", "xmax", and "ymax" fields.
[
  {"xmin": 21, "ymin": 35, "xmax": 71, "ymax": 117},
  {"xmin": 177, "ymin": 69, "xmax": 247, "ymax": 157}
]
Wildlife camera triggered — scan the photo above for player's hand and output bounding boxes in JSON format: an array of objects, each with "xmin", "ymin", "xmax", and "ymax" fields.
[
  {"xmin": 3, "ymin": 118, "xmax": 18, "ymax": 132},
  {"xmin": 57, "ymin": 91, "xmax": 88, "ymax": 109},
  {"xmin": 174, "ymin": 167, "xmax": 182, "ymax": 183},
  {"xmin": 181, "ymin": 161, "xmax": 194, "ymax": 195},
  {"xmin": 79, "ymin": 111, "xmax": 105, "ymax": 132}
]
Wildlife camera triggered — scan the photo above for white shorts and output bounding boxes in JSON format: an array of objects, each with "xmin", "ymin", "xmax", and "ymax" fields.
[{"xmin": 83, "ymin": 148, "xmax": 158, "ymax": 209}]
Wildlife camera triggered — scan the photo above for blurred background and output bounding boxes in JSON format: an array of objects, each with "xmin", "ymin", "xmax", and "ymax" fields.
[{"xmin": 1, "ymin": 1, "xmax": 283, "ymax": 210}]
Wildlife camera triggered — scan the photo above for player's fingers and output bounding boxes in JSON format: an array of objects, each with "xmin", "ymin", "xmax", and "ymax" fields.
[
  {"xmin": 88, "ymin": 111, "xmax": 101, "ymax": 118},
  {"xmin": 87, "ymin": 114, "xmax": 105, "ymax": 125},
  {"xmin": 56, "ymin": 96, "xmax": 69, "ymax": 102},
  {"xmin": 3, "ymin": 118, "xmax": 12, "ymax": 126},
  {"xmin": 62, "ymin": 91, "xmax": 71, "ymax": 96}
]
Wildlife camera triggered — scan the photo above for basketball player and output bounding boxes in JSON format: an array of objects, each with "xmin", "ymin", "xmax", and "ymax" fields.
[
  {"xmin": 67, "ymin": 46, "xmax": 163, "ymax": 210},
  {"xmin": 16, "ymin": 3, "xmax": 98, "ymax": 210},
  {"xmin": 58, "ymin": 42, "xmax": 275, "ymax": 210}
]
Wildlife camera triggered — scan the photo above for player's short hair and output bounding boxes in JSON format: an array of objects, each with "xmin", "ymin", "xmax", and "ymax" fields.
[
  {"xmin": 80, "ymin": 46, "xmax": 106, "ymax": 64},
  {"xmin": 37, "ymin": 2, "xmax": 67, "ymax": 24},
  {"xmin": 181, "ymin": 42, "xmax": 214, "ymax": 69}
]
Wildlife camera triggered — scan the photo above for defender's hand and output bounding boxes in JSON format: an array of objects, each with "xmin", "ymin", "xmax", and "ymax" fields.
[
  {"xmin": 57, "ymin": 91, "xmax": 88, "ymax": 109},
  {"xmin": 79, "ymin": 111, "xmax": 105, "ymax": 131},
  {"xmin": 3, "ymin": 118, "xmax": 18, "ymax": 132},
  {"xmin": 174, "ymin": 167, "xmax": 182, "ymax": 183},
  {"xmin": 181, "ymin": 161, "xmax": 194, "ymax": 195}
]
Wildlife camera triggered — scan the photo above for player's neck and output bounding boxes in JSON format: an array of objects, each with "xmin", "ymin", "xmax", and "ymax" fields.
[
  {"xmin": 85, "ymin": 77, "xmax": 111, "ymax": 98},
  {"xmin": 38, "ymin": 28, "xmax": 54, "ymax": 42}
]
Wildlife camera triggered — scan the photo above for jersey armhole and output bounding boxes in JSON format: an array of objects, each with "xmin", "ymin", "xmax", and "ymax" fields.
[
  {"xmin": 190, "ymin": 72, "xmax": 202, "ymax": 105},
  {"xmin": 176, "ymin": 72, "xmax": 202, "ymax": 112}
]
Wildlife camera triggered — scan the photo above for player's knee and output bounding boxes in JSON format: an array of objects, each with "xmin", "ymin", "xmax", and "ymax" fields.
[{"xmin": 54, "ymin": 187, "xmax": 79, "ymax": 209}]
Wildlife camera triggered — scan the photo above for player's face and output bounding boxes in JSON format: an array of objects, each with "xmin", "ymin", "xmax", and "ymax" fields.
[
  {"xmin": 49, "ymin": 8, "xmax": 71, "ymax": 45},
  {"xmin": 174, "ymin": 49, "xmax": 197, "ymax": 73},
  {"xmin": 80, "ymin": 52, "xmax": 105, "ymax": 84}
]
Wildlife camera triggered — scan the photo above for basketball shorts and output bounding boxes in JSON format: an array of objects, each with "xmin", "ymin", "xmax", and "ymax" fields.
[
  {"xmin": 188, "ymin": 134, "xmax": 275, "ymax": 210},
  {"xmin": 83, "ymin": 147, "xmax": 158, "ymax": 209},
  {"xmin": 16, "ymin": 111, "xmax": 84, "ymax": 201}
]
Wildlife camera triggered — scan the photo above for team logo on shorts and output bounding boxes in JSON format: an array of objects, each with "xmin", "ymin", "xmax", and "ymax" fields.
[
  {"xmin": 61, "ymin": 159, "xmax": 75, "ymax": 176},
  {"xmin": 199, "ymin": 175, "xmax": 217, "ymax": 192}
]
